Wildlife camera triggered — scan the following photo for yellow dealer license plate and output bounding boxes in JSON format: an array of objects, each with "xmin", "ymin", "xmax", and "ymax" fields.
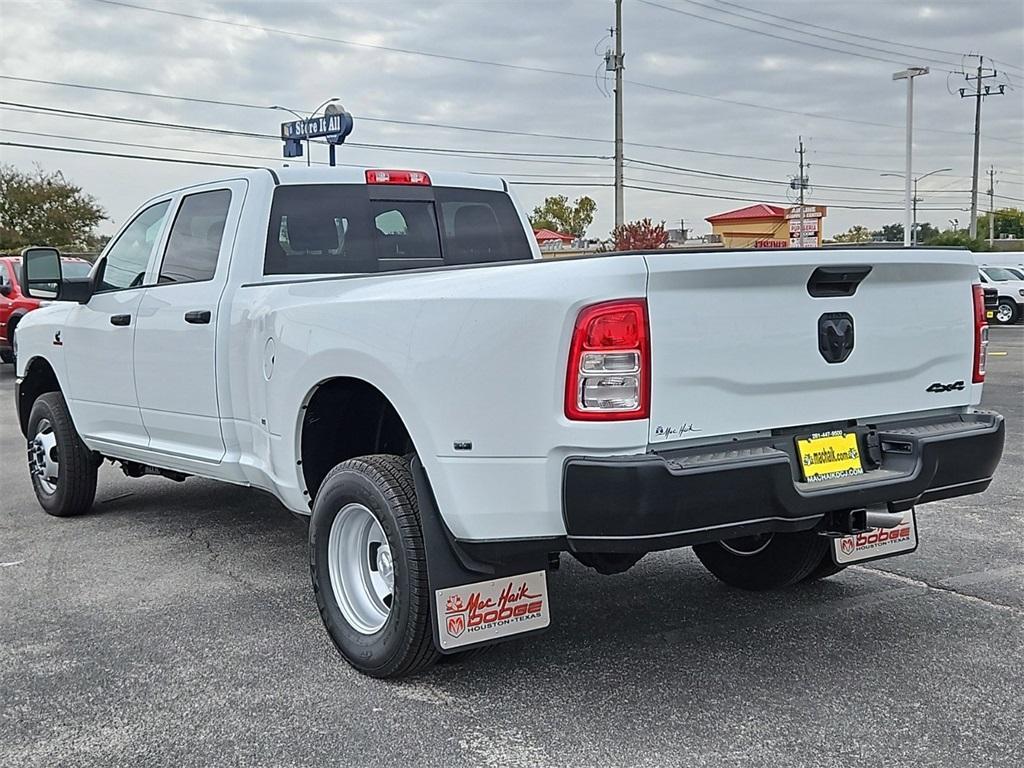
[{"xmin": 796, "ymin": 430, "xmax": 864, "ymax": 483}]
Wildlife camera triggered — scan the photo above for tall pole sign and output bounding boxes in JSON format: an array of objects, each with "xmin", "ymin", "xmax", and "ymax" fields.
[{"xmin": 280, "ymin": 105, "xmax": 354, "ymax": 166}]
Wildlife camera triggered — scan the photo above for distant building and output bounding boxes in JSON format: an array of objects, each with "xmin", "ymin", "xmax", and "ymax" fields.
[
  {"xmin": 706, "ymin": 204, "xmax": 826, "ymax": 249},
  {"xmin": 533, "ymin": 228, "xmax": 574, "ymax": 251}
]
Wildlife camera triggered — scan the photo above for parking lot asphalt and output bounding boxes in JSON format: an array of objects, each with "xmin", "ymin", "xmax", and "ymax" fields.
[{"xmin": 1, "ymin": 328, "xmax": 1021, "ymax": 768}]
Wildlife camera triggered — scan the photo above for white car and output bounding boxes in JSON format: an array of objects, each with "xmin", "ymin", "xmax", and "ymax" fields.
[
  {"xmin": 14, "ymin": 167, "xmax": 1005, "ymax": 678},
  {"xmin": 978, "ymin": 266, "xmax": 1024, "ymax": 325}
]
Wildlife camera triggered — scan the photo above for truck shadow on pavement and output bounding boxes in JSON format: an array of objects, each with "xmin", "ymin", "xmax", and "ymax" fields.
[{"xmin": 79, "ymin": 468, "xmax": 938, "ymax": 686}]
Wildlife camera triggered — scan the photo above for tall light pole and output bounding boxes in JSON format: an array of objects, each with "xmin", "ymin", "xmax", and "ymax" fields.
[
  {"xmin": 881, "ymin": 167, "xmax": 951, "ymax": 245},
  {"xmin": 269, "ymin": 98, "xmax": 340, "ymax": 166},
  {"xmin": 892, "ymin": 67, "xmax": 929, "ymax": 247}
]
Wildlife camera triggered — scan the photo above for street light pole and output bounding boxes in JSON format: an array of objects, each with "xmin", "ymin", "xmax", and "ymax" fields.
[
  {"xmin": 892, "ymin": 67, "xmax": 929, "ymax": 247},
  {"xmin": 881, "ymin": 166, "xmax": 951, "ymax": 246},
  {"xmin": 912, "ymin": 178, "xmax": 919, "ymax": 246}
]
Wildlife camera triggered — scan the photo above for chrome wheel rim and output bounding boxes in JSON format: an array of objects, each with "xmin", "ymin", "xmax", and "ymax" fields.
[
  {"xmin": 29, "ymin": 418, "xmax": 59, "ymax": 495},
  {"xmin": 327, "ymin": 503, "xmax": 394, "ymax": 634},
  {"xmin": 720, "ymin": 532, "xmax": 773, "ymax": 556},
  {"xmin": 995, "ymin": 303, "xmax": 1013, "ymax": 323}
]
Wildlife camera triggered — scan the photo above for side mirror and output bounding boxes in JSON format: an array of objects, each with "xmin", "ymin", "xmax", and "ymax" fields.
[
  {"xmin": 21, "ymin": 247, "xmax": 62, "ymax": 299},
  {"xmin": 21, "ymin": 246, "xmax": 93, "ymax": 303}
]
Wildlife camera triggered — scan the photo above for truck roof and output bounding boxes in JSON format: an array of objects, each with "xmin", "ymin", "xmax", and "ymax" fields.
[{"xmin": 183, "ymin": 166, "xmax": 508, "ymax": 194}]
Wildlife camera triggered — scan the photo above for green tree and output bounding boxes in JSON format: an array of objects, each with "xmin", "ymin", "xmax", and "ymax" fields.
[
  {"xmin": 915, "ymin": 222, "xmax": 939, "ymax": 242},
  {"xmin": 0, "ymin": 164, "xmax": 107, "ymax": 251},
  {"xmin": 978, "ymin": 207, "xmax": 1024, "ymax": 240},
  {"xmin": 923, "ymin": 230, "xmax": 991, "ymax": 252},
  {"xmin": 528, "ymin": 195, "xmax": 596, "ymax": 238},
  {"xmin": 873, "ymin": 223, "xmax": 904, "ymax": 242},
  {"xmin": 833, "ymin": 225, "xmax": 872, "ymax": 243}
]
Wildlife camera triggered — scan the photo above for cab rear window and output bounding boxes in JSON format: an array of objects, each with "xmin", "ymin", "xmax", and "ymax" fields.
[{"xmin": 263, "ymin": 184, "xmax": 531, "ymax": 275}]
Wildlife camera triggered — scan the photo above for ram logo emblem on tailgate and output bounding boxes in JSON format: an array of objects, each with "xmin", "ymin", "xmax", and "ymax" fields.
[{"xmin": 818, "ymin": 312, "xmax": 855, "ymax": 364}]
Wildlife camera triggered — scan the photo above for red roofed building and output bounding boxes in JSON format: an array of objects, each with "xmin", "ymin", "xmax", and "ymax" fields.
[
  {"xmin": 706, "ymin": 204, "xmax": 826, "ymax": 249},
  {"xmin": 706, "ymin": 204, "xmax": 789, "ymax": 249},
  {"xmin": 533, "ymin": 228, "xmax": 574, "ymax": 250}
]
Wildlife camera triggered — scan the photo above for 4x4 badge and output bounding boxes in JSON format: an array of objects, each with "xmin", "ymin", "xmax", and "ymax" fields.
[
  {"xmin": 926, "ymin": 380, "xmax": 964, "ymax": 393},
  {"xmin": 52, "ymin": 331, "xmax": 62, "ymax": 346}
]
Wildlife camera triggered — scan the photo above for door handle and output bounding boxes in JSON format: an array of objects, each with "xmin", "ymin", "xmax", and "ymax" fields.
[
  {"xmin": 110, "ymin": 314, "xmax": 131, "ymax": 326},
  {"xmin": 184, "ymin": 310, "xmax": 212, "ymax": 324}
]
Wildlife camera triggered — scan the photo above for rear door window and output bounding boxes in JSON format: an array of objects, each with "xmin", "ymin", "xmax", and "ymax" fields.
[
  {"xmin": 434, "ymin": 188, "xmax": 532, "ymax": 265},
  {"xmin": 158, "ymin": 190, "xmax": 231, "ymax": 284},
  {"xmin": 265, "ymin": 185, "xmax": 374, "ymax": 275}
]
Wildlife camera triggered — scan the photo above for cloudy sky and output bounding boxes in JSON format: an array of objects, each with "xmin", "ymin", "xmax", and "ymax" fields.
[{"xmin": 1, "ymin": 0, "xmax": 1022, "ymax": 239}]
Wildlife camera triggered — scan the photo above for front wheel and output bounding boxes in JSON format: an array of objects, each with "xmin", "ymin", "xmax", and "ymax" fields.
[
  {"xmin": 309, "ymin": 455, "xmax": 439, "ymax": 679},
  {"xmin": 994, "ymin": 299, "xmax": 1019, "ymax": 326},
  {"xmin": 26, "ymin": 392, "xmax": 98, "ymax": 516},
  {"xmin": 0, "ymin": 349, "xmax": 13, "ymax": 364},
  {"xmin": 693, "ymin": 530, "xmax": 828, "ymax": 590}
]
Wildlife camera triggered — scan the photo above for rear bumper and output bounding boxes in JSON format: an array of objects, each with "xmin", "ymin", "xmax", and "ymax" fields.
[{"xmin": 563, "ymin": 412, "xmax": 1004, "ymax": 553}]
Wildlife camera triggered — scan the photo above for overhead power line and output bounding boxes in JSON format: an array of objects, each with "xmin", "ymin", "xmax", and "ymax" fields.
[
  {"xmin": 712, "ymin": 0, "xmax": 972, "ymax": 62},
  {"xmin": 0, "ymin": 127, "xmax": 612, "ymax": 181},
  {"xmin": 6, "ymin": 73, "xmax": 943, "ymax": 170},
  {"xmin": 12, "ymin": 120, "xmax": 996, "ymax": 204},
  {"xmin": 636, "ymin": 0, "xmax": 961, "ymax": 73},
  {"xmin": 5, "ymin": 138, "xmax": 968, "ymax": 211},
  {"xmin": 75, "ymin": 0, "xmax": 1022, "ymax": 144},
  {"xmin": 8, "ymin": 98, "xmax": 1015, "ymax": 203},
  {"xmin": 0, "ymin": 101, "xmax": 614, "ymax": 167},
  {"xmin": 0, "ymin": 74, "xmax": 617, "ymax": 147},
  {"xmin": 0, "ymin": 140, "xmax": 611, "ymax": 188},
  {"xmin": 623, "ymin": 182, "xmax": 968, "ymax": 211},
  {"xmin": 0, "ymin": 99, "xmax": 908, "ymax": 191},
  {"xmin": 7, "ymin": 98, "xmax": 1019, "ymax": 204}
]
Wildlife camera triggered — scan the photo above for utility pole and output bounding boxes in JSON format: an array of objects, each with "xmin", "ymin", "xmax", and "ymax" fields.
[
  {"xmin": 893, "ymin": 66, "xmax": 929, "ymax": 247},
  {"xmin": 613, "ymin": 0, "xmax": 625, "ymax": 229},
  {"xmin": 796, "ymin": 136, "xmax": 806, "ymax": 247},
  {"xmin": 988, "ymin": 165, "xmax": 996, "ymax": 245},
  {"xmin": 959, "ymin": 56, "xmax": 1005, "ymax": 238}
]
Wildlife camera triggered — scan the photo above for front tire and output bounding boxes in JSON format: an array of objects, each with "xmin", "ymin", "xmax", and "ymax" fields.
[
  {"xmin": 693, "ymin": 530, "xmax": 828, "ymax": 590},
  {"xmin": 0, "ymin": 349, "xmax": 13, "ymax": 364},
  {"xmin": 993, "ymin": 298, "xmax": 1019, "ymax": 326},
  {"xmin": 309, "ymin": 455, "xmax": 439, "ymax": 679},
  {"xmin": 27, "ymin": 392, "xmax": 98, "ymax": 516}
]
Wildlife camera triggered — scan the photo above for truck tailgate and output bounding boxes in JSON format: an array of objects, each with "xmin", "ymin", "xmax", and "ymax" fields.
[{"xmin": 643, "ymin": 248, "xmax": 980, "ymax": 445}]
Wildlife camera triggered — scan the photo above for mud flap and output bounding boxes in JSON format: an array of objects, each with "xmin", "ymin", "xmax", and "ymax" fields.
[{"xmin": 410, "ymin": 457, "xmax": 552, "ymax": 654}]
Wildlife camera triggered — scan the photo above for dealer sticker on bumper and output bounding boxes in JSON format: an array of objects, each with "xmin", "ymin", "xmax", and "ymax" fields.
[
  {"xmin": 435, "ymin": 570, "xmax": 550, "ymax": 650},
  {"xmin": 832, "ymin": 510, "xmax": 918, "ymax": 565}
]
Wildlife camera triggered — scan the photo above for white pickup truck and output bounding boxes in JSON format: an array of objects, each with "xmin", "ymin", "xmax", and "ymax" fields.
[{"xmin": 15, "ymin": 167, "xmax": 1004, "ymax": 678}]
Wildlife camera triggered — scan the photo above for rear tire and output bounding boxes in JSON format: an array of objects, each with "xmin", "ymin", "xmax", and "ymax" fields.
[
  {"xmin": 309, "ymin": 454, "xmax": 439, "ymax": 679},
  {"xmin": 693, "ymin": 530, "xmax": 828, "ymax": 590},
  {"xmin": 994, "ymin": 298, "xmax": 1019, "ymax": 326},
  {"xmin": 802, "ymin": 554, "xmax": 847, "ymax": 581},
  {"xmin": 27, "ymin": 392, "xmax": 98, "ymax": 517},
  {"xmin": 0, "ymin": 349, "xmax": 13, "ymax": 364}
]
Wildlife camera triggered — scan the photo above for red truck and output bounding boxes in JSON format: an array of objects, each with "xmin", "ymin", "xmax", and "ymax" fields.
[{"xmin": 0, "ymin": 254, "xmax": 92, "ymax": 364}]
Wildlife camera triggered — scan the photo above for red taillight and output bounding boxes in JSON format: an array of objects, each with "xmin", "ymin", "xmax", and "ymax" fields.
[
  {"xmin": 364, "ymin": 169, "xmax": 431, "ymax": 186},
  {"xmin": 972, "ymin": 283, "xmax": 988, "ymax": 383},
  {"xmin": 565, "ymin": 299, "xmax": 650, "ymax": 421}
]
